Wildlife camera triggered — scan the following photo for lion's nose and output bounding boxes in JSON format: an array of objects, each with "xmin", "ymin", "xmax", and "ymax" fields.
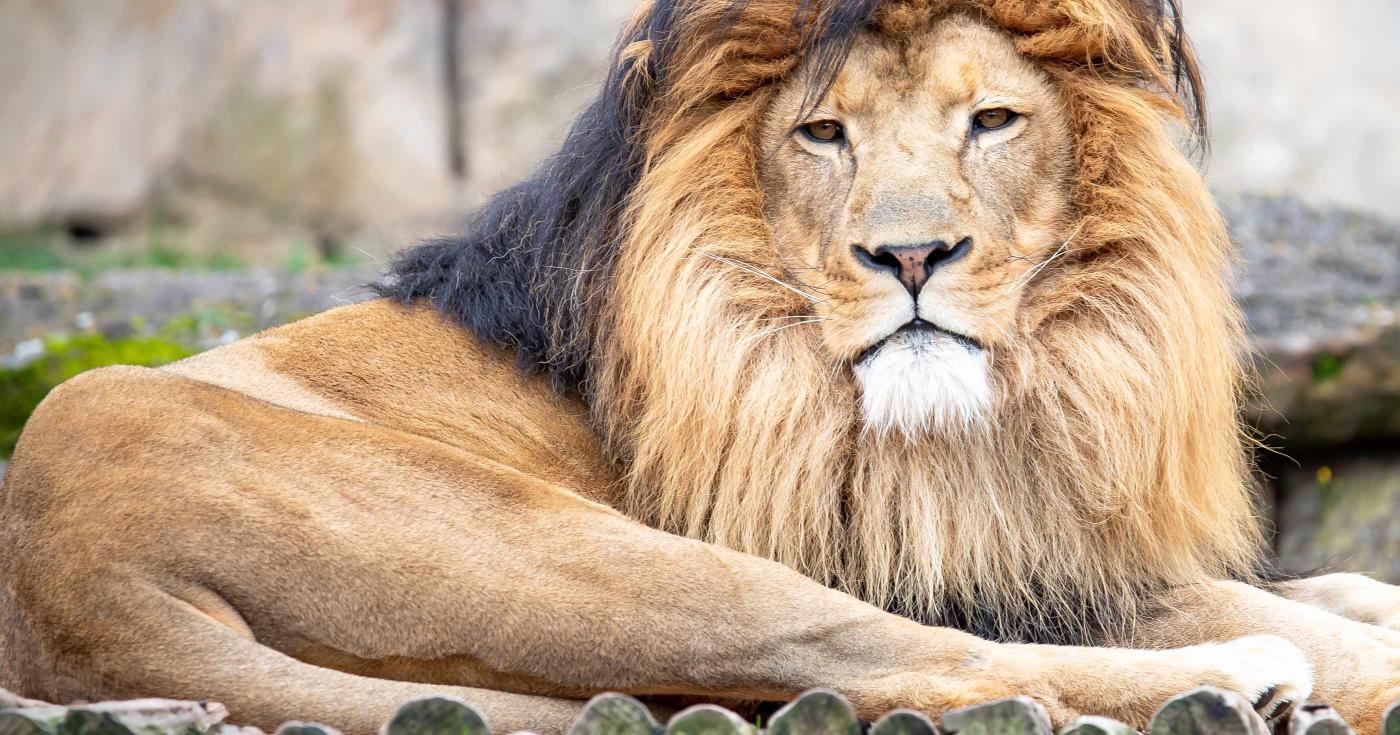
[{"xmin": 852, "ymin": 237, "xmax": 972, "ymax": 296}]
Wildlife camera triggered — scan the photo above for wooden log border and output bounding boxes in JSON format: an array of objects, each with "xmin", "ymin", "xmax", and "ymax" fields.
[{"xmin": 0, "ymin": 686, "xmax": 1383, "ymax": 735}]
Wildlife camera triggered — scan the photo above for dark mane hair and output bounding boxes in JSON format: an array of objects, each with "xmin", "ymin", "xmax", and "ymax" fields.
[{"xmin": 375, "ymin": 0, "xmax": 1204, "ymax": 395}]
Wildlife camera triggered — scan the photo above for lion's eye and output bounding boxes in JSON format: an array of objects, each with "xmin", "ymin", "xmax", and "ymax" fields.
[
  {"xmin": 972, "ymin": 108, "xmax": 1018, "ymax": 132},
  {"xmin": 802, "ymin": 120, "xmax": 844, "ymax": 143}
]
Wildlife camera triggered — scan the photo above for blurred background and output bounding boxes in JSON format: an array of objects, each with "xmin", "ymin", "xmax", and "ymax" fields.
[{"xmin": 0, "ymin": 1, "xmax": 1396, "ymax": 580}]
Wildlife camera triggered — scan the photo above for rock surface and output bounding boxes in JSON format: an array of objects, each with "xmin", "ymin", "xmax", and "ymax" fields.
[
  {"xmin": 1226, "ymin": 195, "xmax": 1400, "ymax": 447},
  {"xmin": 0, "ymin": 1, "xmax": 464, "ymax": 246},
  {"xmin": 1276, "ymin": 454, "xmax": 1400, "ymax": 581},
  {"xmin": 1187, "ymin": 1, "xmax": 1400, "ymax": 221},
  {"xmin": 0, "ymin": 0, "xmax": 636, "ymax": 254}
]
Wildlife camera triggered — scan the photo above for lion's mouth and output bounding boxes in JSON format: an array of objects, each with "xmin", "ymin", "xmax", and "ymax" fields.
[{"xmin": 855, "ymin": 319, "xmax": 983, "ymax": 366}]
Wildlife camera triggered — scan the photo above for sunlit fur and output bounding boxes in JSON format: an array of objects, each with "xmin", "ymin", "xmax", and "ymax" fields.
[{"xmin": 386, "ymin": 0, "xmax": 1259, "ymax": 645}]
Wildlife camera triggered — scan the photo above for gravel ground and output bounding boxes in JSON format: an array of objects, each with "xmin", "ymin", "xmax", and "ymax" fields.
[{"xmin": 0, "ymin": 265, "xmax": 380, "ymax": 357}]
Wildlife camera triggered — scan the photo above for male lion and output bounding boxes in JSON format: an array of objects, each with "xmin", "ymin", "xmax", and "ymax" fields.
[{"xmin": 3, "ymin": 1, "xmax": 1400, "ymax": 733}]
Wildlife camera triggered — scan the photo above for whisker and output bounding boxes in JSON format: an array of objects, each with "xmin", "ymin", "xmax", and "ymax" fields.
[
  {"xmin": 742, "ymin": 318, "xmax": 825, "ymax": 345},
  {"xmin": 760, "ymin": 314, "xmax": 829, "ymax": 322},
  {"xmin": 994, "ymin": 219, "xmax": 1087, "ymax": 298},
  {"xmin": 697, "ymin": 251, "xmax": 827, "ymax": 304}
]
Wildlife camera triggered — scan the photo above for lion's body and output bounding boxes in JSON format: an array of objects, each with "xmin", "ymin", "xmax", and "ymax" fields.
[
  {"xmin": 4, "ymin": 0, "xmax": 1400, "ymax": 733},
  {"xmin": 0, "ymin": 302, "xmax": 621, "ymax": 728}
]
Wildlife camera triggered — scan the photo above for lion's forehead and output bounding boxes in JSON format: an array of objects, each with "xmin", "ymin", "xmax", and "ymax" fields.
[{"xmin": 826, "ymin": 15, "xmax": 1048, "ymax": 122}]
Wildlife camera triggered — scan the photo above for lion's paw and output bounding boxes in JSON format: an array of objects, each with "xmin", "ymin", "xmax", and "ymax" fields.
[{"xmin": 1178, "ymin": 635, "xmax": 1313, "ymax": 720}]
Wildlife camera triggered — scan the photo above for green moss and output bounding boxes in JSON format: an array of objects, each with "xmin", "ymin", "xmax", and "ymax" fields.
[
  {"xmin": 321, "ymin": 244, "xmax": 358, "ymax": 268},
  {"xmin": 135, "ymin": 216, "xmax": 246, "ymax": 272},
  {"xmin": 1310, "ymin": 353, "xmax": 1346, "ymax": 384},
  {"xmin": 0, "ymin": 218, "xmax": 249, "ymax": 278},
  {"xmin": 0, "ymin": 231, "xmax": 67, "ymax": 271},
  {"xmin": 0, "ymin": 228, "xmax": 247, "ymax": 276},
  {"xmin": 102, "ymin": 245, "xmax": 247, "ymax": 273},
  {"xmin": 283, "ymin": 242, "xmax": 314, "ymax": 275},
  {"xmin": 1, "ymin": 331, "xmax": 196, "ymax": 458}
]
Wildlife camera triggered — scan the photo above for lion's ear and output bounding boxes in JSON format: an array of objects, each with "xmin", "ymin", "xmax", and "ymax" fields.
[{"xmin": 1003, "ymin": 0, "xmax": 1206, "ymax": 141}]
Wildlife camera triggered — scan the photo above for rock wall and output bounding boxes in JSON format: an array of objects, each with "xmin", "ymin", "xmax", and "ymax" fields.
[
  {"xmin": 1228, "ymin": 196, "xmax": 1399, "ymax": 579},
  {"xmin": 0, "ymin": 0, "xmax": 634, "ymax": 252},
  {"xmin": 1187, "ymin": 1, "xmax": 1400, "ymax": 221},
  {"xmin": 1, "ymin": 1, "xmax": 458, "ymax": 243}
]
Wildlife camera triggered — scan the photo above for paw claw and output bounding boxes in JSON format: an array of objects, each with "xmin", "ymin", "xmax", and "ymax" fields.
[
  {"xmin": 1251, "ymin": 685, "xmax": 1280, "ymax": 714},
  {"xmin": 1180, "ymin": 634, "xmax": 1314, "ymax": 718}
]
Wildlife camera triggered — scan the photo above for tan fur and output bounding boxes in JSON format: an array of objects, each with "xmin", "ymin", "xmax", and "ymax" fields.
[{"xmin": 2, "ymin": 2, "xmax": 1398, "ymax": 733}]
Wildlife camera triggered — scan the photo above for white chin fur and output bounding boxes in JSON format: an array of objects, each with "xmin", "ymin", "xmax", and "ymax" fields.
[{"xmin": 853, "ymin": 328, "xmax": 991, "ymax": 437}]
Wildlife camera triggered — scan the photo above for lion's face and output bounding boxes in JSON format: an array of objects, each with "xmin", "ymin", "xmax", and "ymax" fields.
[{"xmin": 758, "ymin": 13, "xmax": 1074, "ymax": 436}]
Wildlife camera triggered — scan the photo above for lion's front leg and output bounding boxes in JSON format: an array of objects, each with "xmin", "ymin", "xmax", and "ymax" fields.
[
  {"xmin": 943, "ymin": 635, "xmax": 1312, "ymax": 728},
  {"xmin": 1134, "ymin": 580, "xmax": 1400, "ymax": 732},
  {"xmin": 1278, "ymin": 573, "xmax": 1400, "ymax": 634}
]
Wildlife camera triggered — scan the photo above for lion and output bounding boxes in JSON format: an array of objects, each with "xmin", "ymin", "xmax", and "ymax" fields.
[{"xmin": 3, "ymin": 0, "xmax": 1400, "ymax": 733}]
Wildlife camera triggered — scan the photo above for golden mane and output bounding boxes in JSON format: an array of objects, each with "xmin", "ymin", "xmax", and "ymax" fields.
[
  {"xmin": 590, "ymin": 0, "xmax": 1261, "ymax": 643},
  {"xmin": 382, "ymin": 0, "xmax": 1260, "ymax": 644}
]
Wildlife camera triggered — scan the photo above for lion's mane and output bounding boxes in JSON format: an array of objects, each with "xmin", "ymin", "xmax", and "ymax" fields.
[{"xmin": 381, "ymin": 0, "xmax": 1262, "ymax": 645}]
